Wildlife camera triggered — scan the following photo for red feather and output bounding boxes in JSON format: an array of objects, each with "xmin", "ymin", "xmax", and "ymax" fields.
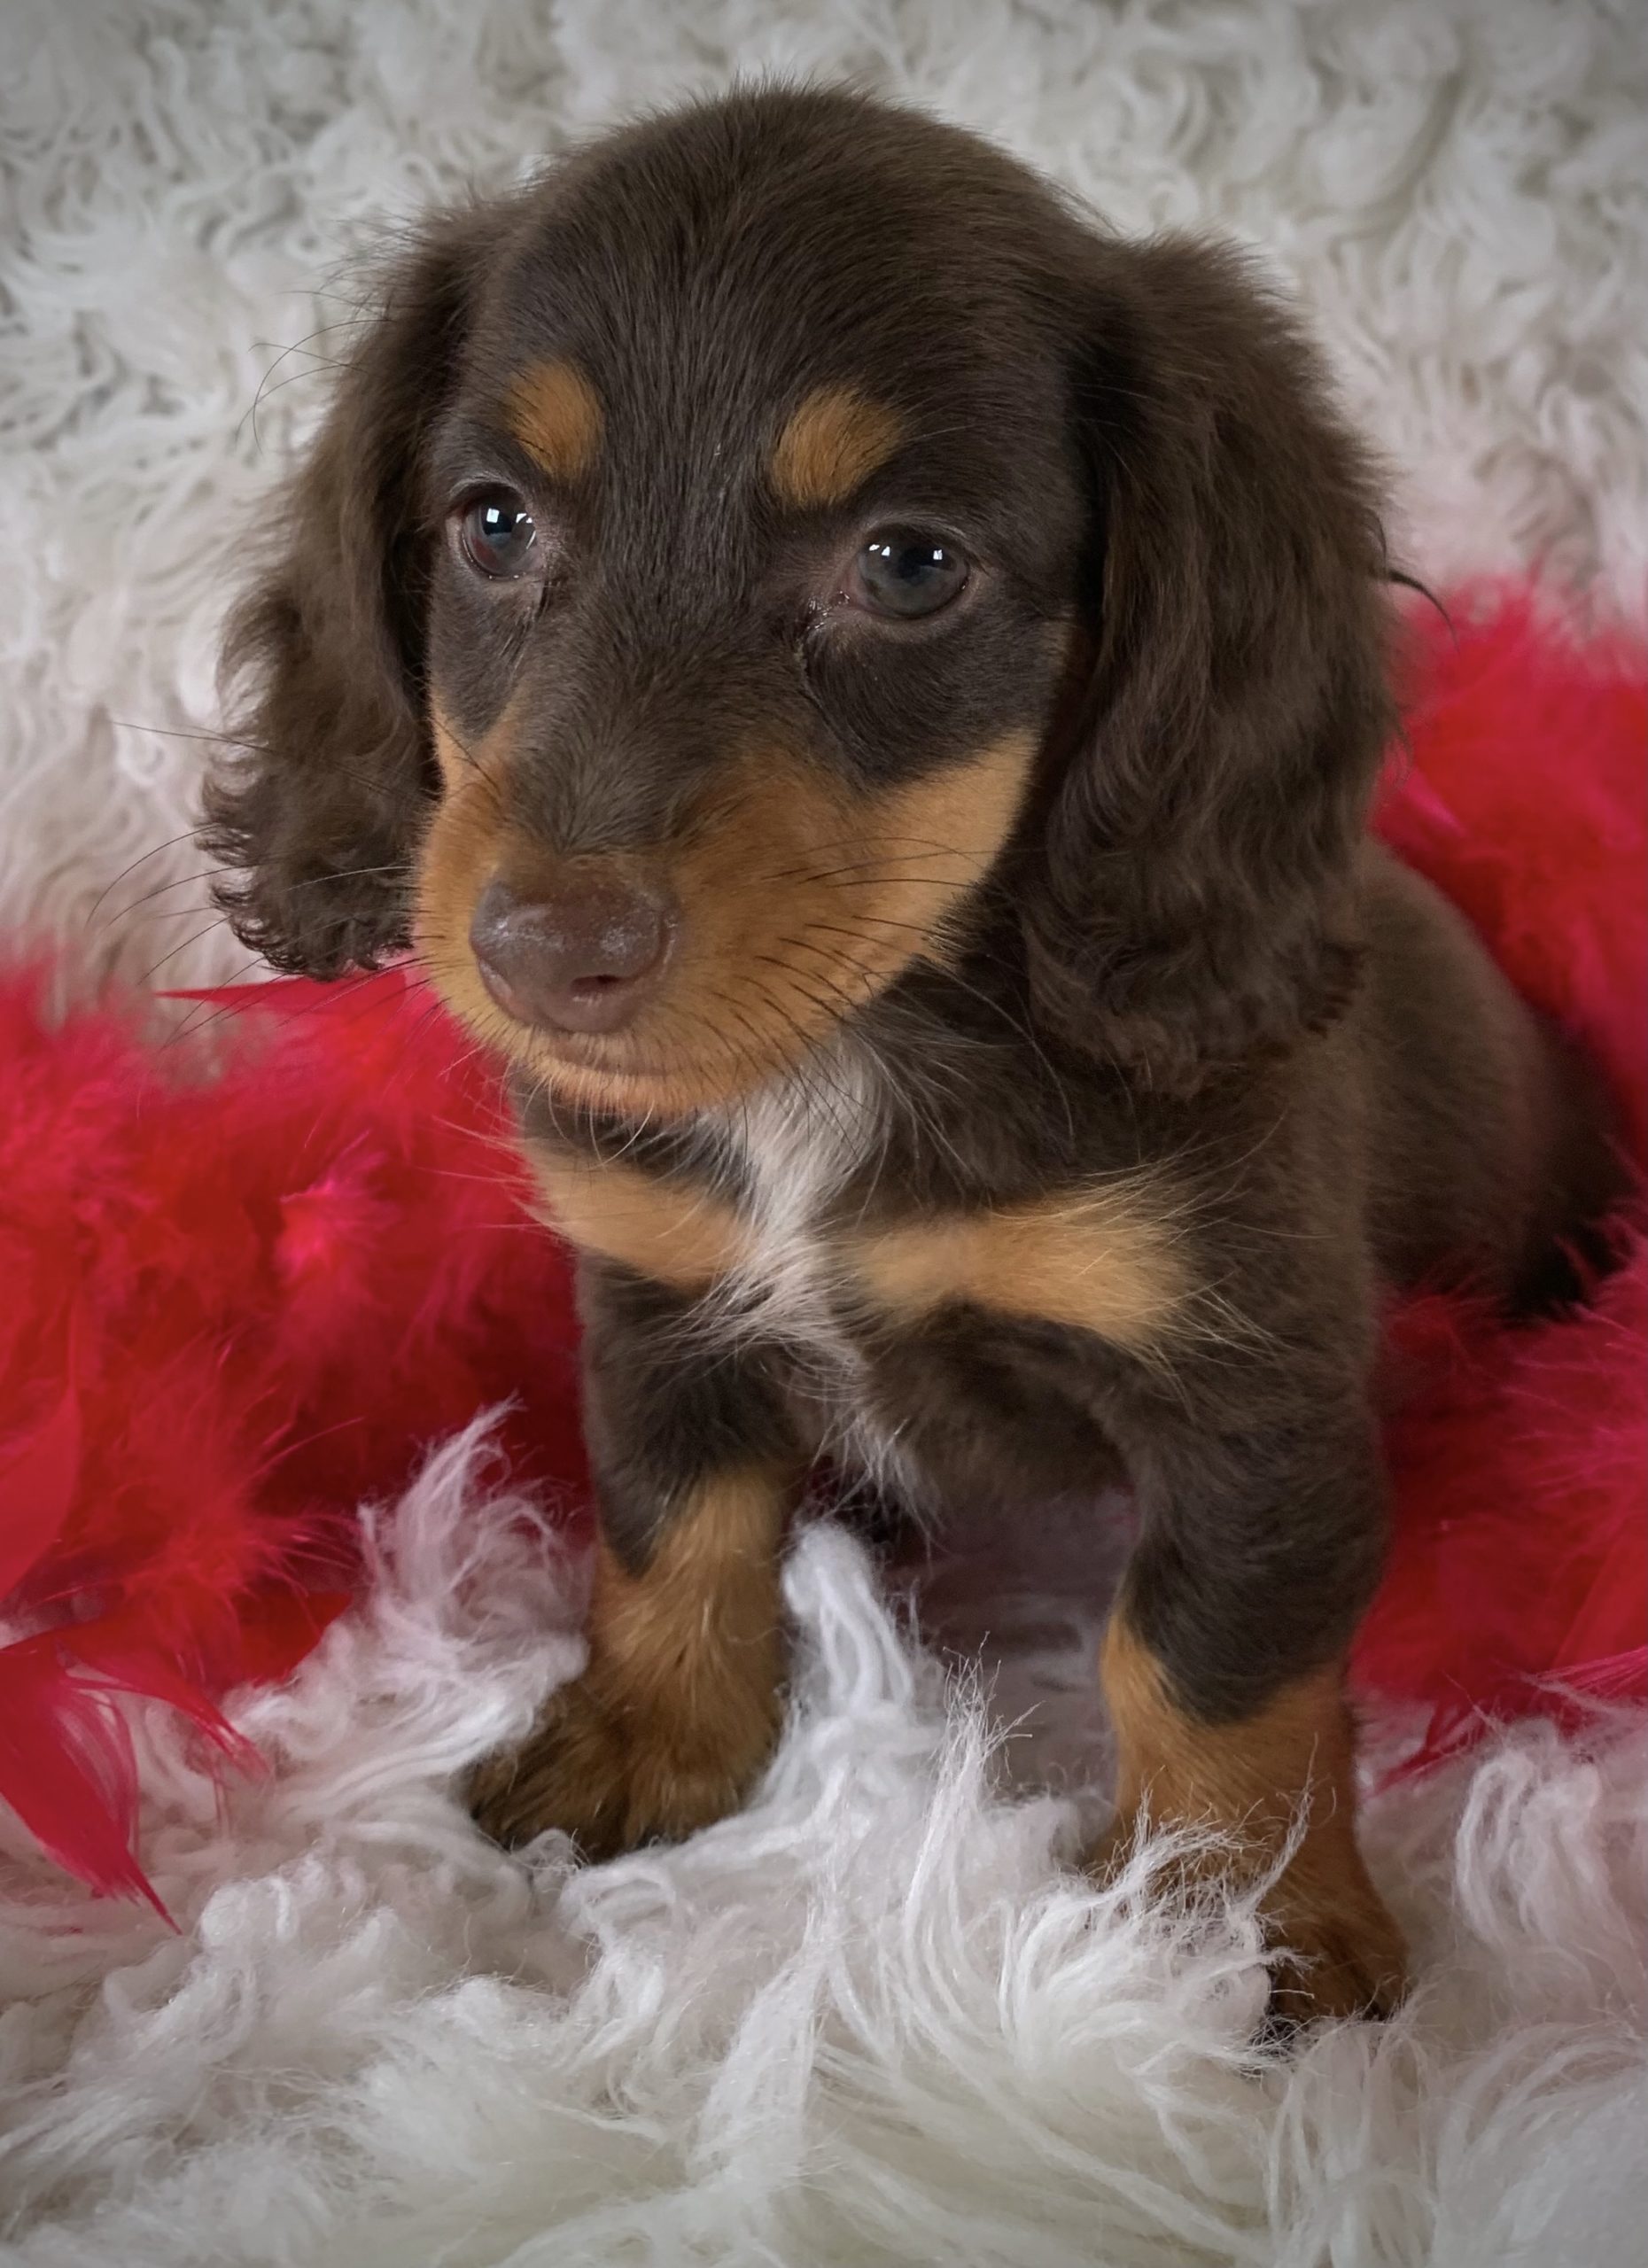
[
  {"xmin": 0, "ymin": 1368, "xmax": 81, "ymax": 1596},
  {"xmin": 0, "ymin": 963, "xmax": 586, "ymax": 1908},
  {"xmin": 1356, "ymin": 586, "xmax": 1647, "ymax": 1756},
  {"xmin": 0, "ymin": 583, "xmax": 1642, "ymax": 1901}
]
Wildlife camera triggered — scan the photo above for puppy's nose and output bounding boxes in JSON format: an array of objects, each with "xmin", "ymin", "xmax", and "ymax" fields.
[{"xmin": 469, "ymin": 872, "xmax": 672, "ymax": 1036}]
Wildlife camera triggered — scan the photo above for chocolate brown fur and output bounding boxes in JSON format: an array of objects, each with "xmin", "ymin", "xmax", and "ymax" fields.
[{"xmin": 204, "ymin": 86, "xmax": 1624, "ymax": 2024}]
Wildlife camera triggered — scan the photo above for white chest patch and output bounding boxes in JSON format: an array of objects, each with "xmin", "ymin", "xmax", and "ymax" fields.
[
  {"xmin": 696, "ymin": 1049, "xmax": 937, "ymax": 1496},
  {"xmin": 700, "ymin": 1048, "xmax": 881, "ymax": 1366}
]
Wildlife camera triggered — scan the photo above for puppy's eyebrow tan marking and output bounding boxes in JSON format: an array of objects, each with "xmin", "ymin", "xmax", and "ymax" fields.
[
  {"xmin": 506, "ymin": 359, "xmax": 604, "ymax": 482},
  {"xmin": 769, "ymin": 385, "xmax": 905, "ymax": 510}
]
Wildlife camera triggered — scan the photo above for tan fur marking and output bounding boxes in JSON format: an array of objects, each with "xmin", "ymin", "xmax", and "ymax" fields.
[
  {"xmin": 467, "ymin": 1466, "xmax": 792, "ymax": 1854},
  {"xmin": 417, "ymin": 709, "xmax": 509, "ymax": 1011},
  {"xmin": 506, "ymin": 359, "xmax": 603, "ymax": 482},
  {"xmin": 770, "ymin": 385, "xmax": 904, "ymax": 509},
  {"xmin": 527, "ymin": 1149, "xmax": 749, "ymax": 1289},
  {"xmin": 1093, "ymin": 1612, "xmax": 1408, "ymax": 2022},
  {"xmin": 852, "ymin": 1182, "xmax": 1188, "ymax": 1351},
  {"xmin": 429, "ymin": 700, "xmax": 472, "ymax": 792},
  {"xmin": 416, "ymin": 711, "xmax": 1038, "ymax": 1121}
]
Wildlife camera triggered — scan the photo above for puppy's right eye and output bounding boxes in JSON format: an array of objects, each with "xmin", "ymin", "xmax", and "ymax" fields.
[
  {"xmin": 453, "ymin": 490, "xmax": 539, "ymax": 579},
  {"xmin": 850, "ymin": 528, "xmax": 970, "ymax": 619}
]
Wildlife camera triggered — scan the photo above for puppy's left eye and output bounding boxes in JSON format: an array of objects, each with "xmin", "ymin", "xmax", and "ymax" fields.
[
  {"xmin": 453, "ymin": 490, "xmax": 540, "ymax": 579},
  {"xmin": 851, "ymin": 529, "xmax": 970, "ymax": 619}
]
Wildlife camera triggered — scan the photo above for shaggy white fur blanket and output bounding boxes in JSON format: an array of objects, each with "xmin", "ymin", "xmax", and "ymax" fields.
[
  {"xmin": 3, "ymin": 1423, "xmax": 1644, "ymax": 2266},
  {"xmin": 2, "ymin": 3, "xmax": 1645, "ymax": 2262}
]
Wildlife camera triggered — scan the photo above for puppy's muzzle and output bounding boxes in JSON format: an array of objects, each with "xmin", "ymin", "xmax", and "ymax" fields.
[{"xmin": 470, "ymin": 870, "xmax": 675, "ymax": 1037}]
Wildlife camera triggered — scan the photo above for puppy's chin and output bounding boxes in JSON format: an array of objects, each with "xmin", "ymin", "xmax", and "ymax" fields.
[
  {"xmin": 434, "ymin": 972, "xmax": 848, "ymax": 1123},
  {"xmin": 517, "ymin": 1039, "xmax": 769, "ymax": 1122}
]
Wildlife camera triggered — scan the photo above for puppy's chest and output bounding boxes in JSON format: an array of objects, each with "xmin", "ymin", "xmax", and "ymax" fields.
[
  {"xmin": 527, "ymin": 1062, "xmax": 1193, "ymax": 1438},
  {"xmin": 524, "ymin": 1063, "xmax": 883, "ymax": 1368},
  {"xmin": 704, "ymin": 1074, "xmax": 877, "ymax": 1365}
]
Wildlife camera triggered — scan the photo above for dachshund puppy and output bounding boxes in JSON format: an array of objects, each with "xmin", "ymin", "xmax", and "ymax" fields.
[{"xmin": 205, "ymin": 86, "xmax": 1619, "ymax": 2023}]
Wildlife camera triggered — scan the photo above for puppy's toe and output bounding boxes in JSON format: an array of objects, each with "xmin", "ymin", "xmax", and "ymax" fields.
[
  {"xmin": 466, "ymin": 1675, "xmax": 632, "ymax": 1857},
  {"xmin": 467, "ymin": 1671, "xmax": 779, "ymax": 1860},
  {"xmin": 1083, "ymin": 1812, "xmax": 1407, "ymax": 2035},
  {"xmin": 1263, "ymin": 1878, "xmax": 1409, "ymax": 2030}
]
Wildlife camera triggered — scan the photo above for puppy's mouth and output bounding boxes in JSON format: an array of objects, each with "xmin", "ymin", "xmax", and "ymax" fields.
[
  {"xmin": 441, "ymin": 883, "xmax": 906, "ymax": 1118},
  {"xmin": 415, "ymin": 727, "xmax": 1038, "ymax": 1118}
]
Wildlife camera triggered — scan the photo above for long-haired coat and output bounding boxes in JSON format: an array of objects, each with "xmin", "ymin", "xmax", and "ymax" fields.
[{"xmin": 205, "ymin": 86, "xmax": 1620, "ymax": 2024}]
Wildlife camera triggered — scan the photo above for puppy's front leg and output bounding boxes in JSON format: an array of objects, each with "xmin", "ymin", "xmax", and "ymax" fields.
[
  {"xmin": 1092, "ymin": 1412, "xmax": 1407, "ymax": 2025},
  {"xmin": 469, "ymin": 1266, "xmax": 801, "ymax": 1857}
]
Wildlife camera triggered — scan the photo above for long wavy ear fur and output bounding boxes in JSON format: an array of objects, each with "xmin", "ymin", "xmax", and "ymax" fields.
[
  {"xmin": 202, "ymin": 206, "xmax": 503, "ymax": 975},
  {"xmin": 1024, "ymin": 237, "xmax": 1397, "ymax": 1092}
]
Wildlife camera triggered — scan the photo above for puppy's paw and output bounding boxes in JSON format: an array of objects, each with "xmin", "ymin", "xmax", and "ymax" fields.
[
  {"xmin": 1084, "ymin": 1814, "xmax": 1407, "ymax": 2031},
  {"xmin": 466, "ymin": 1671, "xmax": 779, "ymax": 1860},
  {"xmin": 1262, "ymin": 1860, "xmax": 1408, "ymax": 2028}
]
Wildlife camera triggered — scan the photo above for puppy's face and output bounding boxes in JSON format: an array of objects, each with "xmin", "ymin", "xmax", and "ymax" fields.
[
  {"xmin": 414, "ymin": 131, "xmax": 1088, "ymax": 1115},
  {"xmin": 207, "ymin": 89, "xmax": 1392, "ymax": 1101}
]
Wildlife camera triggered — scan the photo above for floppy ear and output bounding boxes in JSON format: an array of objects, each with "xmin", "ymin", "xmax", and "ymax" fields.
[
  {"xmin": 1023, "ymin": 236, "xmax": 1396, "ymax": 1092},
  {"xmin": 202, "ymin": 206, "xmax": 501, "ymax": 975}
]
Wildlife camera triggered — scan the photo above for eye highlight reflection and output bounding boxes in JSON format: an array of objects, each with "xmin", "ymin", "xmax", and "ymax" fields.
[
  {"xmin": 851, "ymin": 529, "xmax": 970, "ymax": 619},
  {"xmin": 453, "ymin": 490, "xmax": 540, "ymax": 580}
]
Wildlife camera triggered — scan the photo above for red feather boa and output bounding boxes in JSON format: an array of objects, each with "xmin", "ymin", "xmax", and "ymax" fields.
[{"xmin": 1, "ymin": 585, "xmax": 1642, "ymax": 1907}]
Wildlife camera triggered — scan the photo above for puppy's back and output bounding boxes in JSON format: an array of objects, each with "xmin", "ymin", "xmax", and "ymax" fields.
[{"xmin": 1355, "ymin": 847, "xmax": 1625, "ymax": 1306}]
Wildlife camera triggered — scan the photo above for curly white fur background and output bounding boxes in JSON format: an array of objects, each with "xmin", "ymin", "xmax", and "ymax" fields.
[
  {"xmin": 2, "ymin": 1422, "xmax": 1644, "ymax": 2266},
  {"xmin": 2, "ymin": 4, "xmax": 1646, "ymax": 2262}
]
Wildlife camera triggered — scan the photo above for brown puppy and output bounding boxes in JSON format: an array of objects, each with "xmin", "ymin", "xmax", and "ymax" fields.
[{"xmin": 204, "ymin": 86, "xmax": 1620, "ymax": 2024}]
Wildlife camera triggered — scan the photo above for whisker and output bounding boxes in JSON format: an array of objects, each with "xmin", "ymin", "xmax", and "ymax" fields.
[
  {"xmin": 435, "ymin": 714, "xmax": 510, "ymax": 815},
  {"xmin": 84, "ymin": 827, "xmax": 216, "ymax": 928},
  {"xmin": 107, "ymin": 717, "xmax": 275, "ymax": 757},
  {"xmin": 133, "ymin": 919, "xmax": 239, "ymax": 990},
  {"xmin": 758, "ymin": 846, "xmax": 976, "ymax": 886},
  {"xmin": 159, "ymin": 957, "xmax": 412, "ymax": 1052},
  {"xmin": 159, "ymin": 959, "xmax": 277, "ymax": 1049},
  {"xmin": 97, "ymin": 858, "xmax": 416, "ymax": 945},
  {"xmin": 239, "ymin": 315, "xmax": 374, "ymax": 450}
]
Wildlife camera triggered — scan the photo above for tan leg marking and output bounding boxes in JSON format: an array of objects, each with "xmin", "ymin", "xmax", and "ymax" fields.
[
  {"xmin": 1091, "ymin": 1613, "xmax": 1408, "ymax": 2024},
  {"xmin": 505, "ymin": 359, "xmax": 603, "ymax": 483},
  {"xmin": 769, "ymin": 385, "xmax": 904, "ymax": 509},
  {"xmin": 526, "ymin": 1148, "xmax": 749, "ymax": 1290},
  {"xmin": 468, "ymin": 1466, "xmax": 791, "ymax": 1856},
  {"xmin": 850, "ymin": 1182, "xmax": 1190, "ymax": 1351}
]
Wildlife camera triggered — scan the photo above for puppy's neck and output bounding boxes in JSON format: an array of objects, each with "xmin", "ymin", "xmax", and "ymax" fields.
[{"xmin": 701, "ymin": 1029, "xmax": 886, "ymax": 1219}]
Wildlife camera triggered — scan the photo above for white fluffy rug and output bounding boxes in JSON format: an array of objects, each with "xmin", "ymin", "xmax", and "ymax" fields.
[
  {"xmin": 2, "ymin": 2, "xmax": 1646, "ymax": 2260},
  {"xmin": 3, "ymin": 1421, "xmax": 1644, "ymax": 2266}
]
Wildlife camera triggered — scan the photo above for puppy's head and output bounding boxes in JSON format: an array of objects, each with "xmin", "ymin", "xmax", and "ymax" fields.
[{"xmin": 206, "ymin": 85, "xmax": 1394, "ymax": 1108}]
